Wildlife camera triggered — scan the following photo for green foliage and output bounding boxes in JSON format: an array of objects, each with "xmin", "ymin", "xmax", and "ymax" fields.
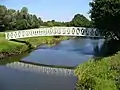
[
  {"xmin": 0, "ymin": 5, "xmax": 43, "ymax": 31},
  {"xmin": 0, "ymin": 33, "xmax": 28, "ymax": 53},
  {"xmin": 89, "ymin": 0, "xmax": 120, "ymax": 39},
  {"xmin": 21, "ymin": 7, "xmax": 28, "ymax": 14},
  {"xmin": 43, "ymin": 20, "xmax": 66, "ymax": 27},
  {"xmin": 75, "ymin": 52, "xmax": 120, "ymax": 90},
  {"xmin": 0, "ymin": 32, "xmax": 68, "ymax": 54},
  {"xmin": 19, "ymin": 36, "xmax": 68, "ymax": 47},
  {"xmin": 70, "ymin": 14, "xmax": 91, "ymax": 27},
  {"xmin": 0, "ymin": 5, "xmax": 7, "ymax": 31},
  {"xmin": 42, "ymin": 14, "xmax": 92, "ymax": 27},
  {"xmin": 0, "ymin": 5, "xmax": 92, "ymax": 31}
]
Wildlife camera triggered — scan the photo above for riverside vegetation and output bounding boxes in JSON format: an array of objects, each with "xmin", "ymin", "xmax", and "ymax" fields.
[
  {"xmin": 75, "ymin": 0, "xmax": 120, "ymax": 89},
  {"xmin": 0, "ymin": 4, "xmax": 91, "ymax": 59},
  {"xmin": 0, "ymin": 5, "xmax": 91, "ymax": 31},
  {"xmin": 75, "ymin": 52, "xmax": 120, "ymax": 90},
  {"xmin": 1, "ymin": 1, "xmax": 120, "ymax": 89},
  {"xmin": 0, "ymin": 32, "xmax": 68, "ymax": 59}
]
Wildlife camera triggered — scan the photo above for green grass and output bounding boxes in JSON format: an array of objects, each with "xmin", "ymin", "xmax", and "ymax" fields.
[
  {"xmin": 19, "ymin": 36, "xmax": 55, "ymax": 47},
  {"xmin": 75, "ymin": 52, "xmax": 120, "ymax": 90},
  {"xmin": 18, "ymin": 36, "xmax": 68, "ymax": 47},
  {"xmin": 0, "ymin": 33, "xmax": 27, "ymax": 52},
  {"xmin": 0, "ymin": 32, "xmax": 68, "ymax": 54}
]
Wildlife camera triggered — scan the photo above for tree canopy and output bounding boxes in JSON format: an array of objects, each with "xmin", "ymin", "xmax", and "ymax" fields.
[
  {"xmin": 0, "ymin": 5, "xmax": 92, "ymax": 31},
  {"xmin": 70, "ymin": 14, "xmax": 91, "ymax": 27},
  {"xmin": 0, "ymin": 5, "xmax": 43, "ymax": 31},
  {"xmin": 42, "ymin": 14, "xmax": 92, "ymax": 27},
  {"xmin": 89, "ymin": 0, "xmax": 120, "ymax": 39}
]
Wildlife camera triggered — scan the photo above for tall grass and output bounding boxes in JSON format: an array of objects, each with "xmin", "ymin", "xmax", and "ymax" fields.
[{"xmin": 75, "ymin": 52, "xmax": 120, "ymax": 90}]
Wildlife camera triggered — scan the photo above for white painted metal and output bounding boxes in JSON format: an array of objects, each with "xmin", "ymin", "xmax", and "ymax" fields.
[{"xmin": 5, "ymin": 27, "xmax": 101, "ymax": 40}]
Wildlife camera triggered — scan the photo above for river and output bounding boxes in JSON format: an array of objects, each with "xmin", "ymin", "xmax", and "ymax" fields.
[{"xmin": 0, "ymin": 37, "xmax": 105, "ymax": 90}]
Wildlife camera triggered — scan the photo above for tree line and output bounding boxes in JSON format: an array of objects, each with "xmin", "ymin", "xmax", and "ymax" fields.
[
  {"xmin": 75, "ymin": 0, "xmax": 120, "ymax": 90},
  {"xmin": 0, "ymin": 5, "xmax": 43, "ymax": 31},
  {"xmin": 89, "ymin": 0, "xmax": 120, "ymax": 40},
  {"xmin": 1, "ymin": 0, "xmax": 119, "ymax": 40},
  {"xmin": 0, "ymin": 5, "xmax": 91, "ymax": 31},
  {"xmin": 43, "ymin": 14, "xmax": 92, "ymax": 27}
]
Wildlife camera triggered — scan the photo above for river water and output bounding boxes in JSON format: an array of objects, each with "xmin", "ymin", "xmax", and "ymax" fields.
[{"xmin": 0, "ymin": 37, "xmax": 105, "ymax": 90}]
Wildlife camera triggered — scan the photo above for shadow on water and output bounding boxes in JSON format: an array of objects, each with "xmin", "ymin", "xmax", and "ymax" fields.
[
  {"xmin": 73, "ymin": 37, "xmax": 120, "ymax": 61},
  {"xmin": 20, "ymin": 37, "xmax": 106, "ymax": 68},
  {"xmin": 73, "ymin": 37, "xmax": 105, "ymax": 57},
  {"xmin": 0, "ymin": 52, "xmax": 29, "ymax": 65},
  {"xmin": 0, "ymin": 42, "xmax": 77, "ymax": 90},
  {"xmin": 1, "ymin": 37, "xmax": 118, "ymax": 90},
  {"xmin": 1, "ymin": 38, "xmax": 119, "ymax": 67},
  {"xmin": 93, "ymin": 39, "xmax": 120, "ymax": 60},
  {"xmin": 20, "ymin": 60, "xmax": 75, "ymax": 69}
]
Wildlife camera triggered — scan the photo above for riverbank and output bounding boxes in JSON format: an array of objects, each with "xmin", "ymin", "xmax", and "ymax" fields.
[
  {"xmin": 75, "ymin": 52, "xmax": 120, "ymax": 90},
  {"xmin": 0, "ymin": 32, "xmax": 69, "ymax": 59}
]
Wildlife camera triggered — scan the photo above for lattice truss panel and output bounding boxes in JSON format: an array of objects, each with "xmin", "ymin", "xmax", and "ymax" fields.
[{"xmin": 5, "ymin": 27, "xmax": 100, "ymax": 39}]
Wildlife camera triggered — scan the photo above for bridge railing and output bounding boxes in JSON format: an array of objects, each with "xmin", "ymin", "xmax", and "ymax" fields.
[{"xmin": 5, "ymin": 27, "xmax": 101, "ymax": 40}]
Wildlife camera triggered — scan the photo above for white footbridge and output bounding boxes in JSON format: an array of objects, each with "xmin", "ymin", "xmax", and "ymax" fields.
[
  {"xmin": 5, "ymin": 27, "xmax": 103, "ymax": 40},
  {"xmin": 6, "ymin": 62, "xmax": 74, "ymax": 76},
  {"xmin": 5, "ymin": 27, "xmax": 103, "ymax": 76}
]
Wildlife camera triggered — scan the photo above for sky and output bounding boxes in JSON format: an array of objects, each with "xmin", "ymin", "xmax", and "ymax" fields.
[{"xmin": 0, "ymin": 0, "xmax": 91, "ymax": 21}]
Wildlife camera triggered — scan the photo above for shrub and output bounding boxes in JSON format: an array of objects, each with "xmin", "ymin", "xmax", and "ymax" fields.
[{"xmin": 75, "ymin": 52, "xmax": 120, "ymax": 90}]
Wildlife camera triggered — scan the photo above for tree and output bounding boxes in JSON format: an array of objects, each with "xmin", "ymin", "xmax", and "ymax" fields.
[
  {"xmin": 0, "ymin": 5, "xmax": 43, "ymax": 30},
  {"xmin": 70, "ymin": 14, "xmax": 91, "ymax": 27},
  {"xmin": 38, "ymin": 17, "xmax": 43, "ymax": 25},
  {"xmin": 0, "ymin": 5, "xmax": 7, "ymax": 31},
  {"xmin": 16, "ymin": 19, "xmax": 28, "ymax": 30},
  {"xmin": 65, "ymin": 22, "xmax": 71, "ymax": 27},
  {"xmin": 21, "ymin": 7, "xmax": 28, "ymax": 14},
  {"xmin": 89, "ymin": 0, "xmax": 120, "ymax": 39},
  {"xmin": 47, "ymin": 21, "xmax": 54, "ymax": 27},
  {"xmin": 30, "ymin": 15, "xmax": 40, "ymax": 28}
]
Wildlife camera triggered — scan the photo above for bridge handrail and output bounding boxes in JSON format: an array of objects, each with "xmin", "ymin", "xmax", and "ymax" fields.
[{"xmin": 4, "ymin": 27, "xmax": 102, "ymax": 40}]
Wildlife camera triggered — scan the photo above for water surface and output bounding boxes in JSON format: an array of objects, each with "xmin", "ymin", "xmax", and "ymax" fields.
[
  {"xmin": 22, "ymin": 38, "xmax": 105, "ymax": 67},
  {"xmin": 0, "ymin": 37, "xmax": 105, "ymax": 90}
]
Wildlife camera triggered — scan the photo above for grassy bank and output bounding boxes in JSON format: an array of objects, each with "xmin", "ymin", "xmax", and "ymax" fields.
[
  {"xmin": 0, "ymin": 33, "xmax": 28, "ymax": 58},
  {"xmin": 0, "ymin": 32, "xmax": 69, "ymax": 59},
  {"xmin": 75, "ymin": 52, "xmax": 120, "ymax": 90},
  {"xmin": 18, "ymin": 36, "xmax": 69, "ymax": 48}
]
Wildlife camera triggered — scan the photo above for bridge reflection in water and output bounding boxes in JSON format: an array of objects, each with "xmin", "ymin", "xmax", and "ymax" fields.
[
  {"xmin": 6, "ymin": 62, "xmax": 74, "ymax": 76},
  {"xmin": 1, "ymin": 38, "xmax": 105, "ymax": 90}
]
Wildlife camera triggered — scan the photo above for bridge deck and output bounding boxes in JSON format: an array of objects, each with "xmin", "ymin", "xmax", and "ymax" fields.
[{"xmin": 4, "ymin": 27, "xmax": 103, "ymax": 40}]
